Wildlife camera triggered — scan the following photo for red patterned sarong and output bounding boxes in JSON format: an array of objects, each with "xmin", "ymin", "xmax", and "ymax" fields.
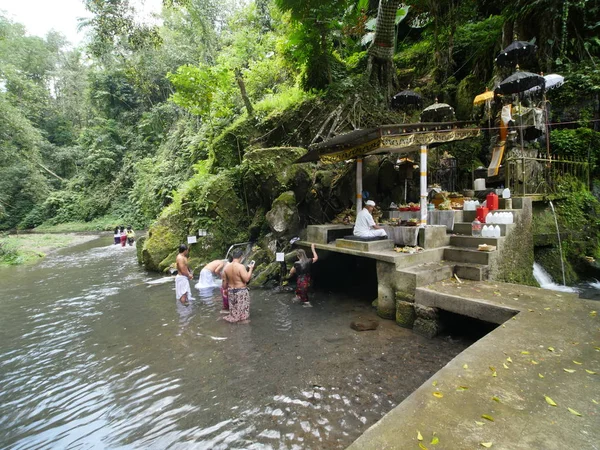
[
  {"xmin": 295, "ymin": 274, "xmax": 311, "ymax": 303},
  {"xmin": 224, "ymin": 287, "xmax": 250, "ymax": 322}
]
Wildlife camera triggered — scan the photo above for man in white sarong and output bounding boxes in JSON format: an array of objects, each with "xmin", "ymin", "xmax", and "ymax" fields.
[
  {"xmin": 176, "ymin": 244, "xmax": 194, "ymax": 306},
  {"xmin": 353, "ymin": 200, "xmax": 387, "ymax": 238}
]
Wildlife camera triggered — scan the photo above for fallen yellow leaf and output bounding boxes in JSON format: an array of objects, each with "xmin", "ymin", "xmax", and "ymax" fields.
[
  {"xmin": 492, "ymin": 371, "xmax": 497, "ymax": 377},
  {"xmin": 507, "ymin": 357, "xmax": 513, "ymax": 363},
  {"xmin": 595, "ymin": 347, "xmax": 600, "ymax": 351},
  {"xmin": 573, "ymin": 360, "xmax": 582, "ymax": 365},
  {"xmin": 432, "ymin": 380, "xmax": 438, "ymax": 386},
  {"xmin": 585, "ymin": 369, "xmax": 597, "ymax": 374},
  {"xmin": 521, "ymin": 351, "xmax": 530, "ymax": 355},
  {"xmin": 539, "ymin": 373, "xmax": 544, "ymax": 378},
  {"xmin": 480, "ymin": 443, "xmax": 493, "ymax": 448},
  {"xmin": 563, "ymin": 368, "xmax": 576, "ymax": 373},
  {"xmin": 592, "ymin": 399, "xmax": 598, "ymax": 404},
  {"xmin": 528, "ymin": 309, "xmax": 534, "ymax": 312},
  {"xmin": 503, "ymin": 363, "xmax": 509, "ymax": 369},
  {"xmin": 475, "ymin": 421, "xmax": 485, "ymax": 425},
  {"xmin": 590, "ymin": 310, "xmax": 597, "ymax": 317},
  {"xmin": 544, "ymin": 307, "xmax": 550, "ymax": 310},
  {"xmin": 457, "ymin": 386, "xmax": 469, "ymax": 391},
  {"xmin": 568, "ymin": 407, "xmax": 582, "ymax": 416},
  {"xmin": 481, "ymin": 414, "xmax": 494, "ymax": 422},
  {"xmin": 431, "ymin": 436, "xmax": 439, "ymax": 445},
  {"xmin": 548, "ymin": 347, "xmax": 555, "ymax": 352},
  {"xmin": 433, "ymin": 391, "xmax": 443, "ymax": 398},
  {"xmin": 531, "ymin": 360, "xmax": 539, "ymax": 365},
  {"xmin": 419, "ymin": 443, "xmax": 428, "ymax": 450},
  {"xmin": 463, "ymin": 364, "xmax": 469, "ymax": 369},
  {"xmin": 545, "ymin": 395, "xmax": 557, "ymax": 406},
  {"xmin": 492, "ymin": 396, "xmax": 500, "ymax": 403},
  {"xmin": 417, "ymin": 430, "xmax": 423, "ymax": 441}
]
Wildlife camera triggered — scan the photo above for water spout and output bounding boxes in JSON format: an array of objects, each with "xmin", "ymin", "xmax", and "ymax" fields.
[{"xmin": 548, "ymin": 201, "xmax": 566, "ymax": 286}]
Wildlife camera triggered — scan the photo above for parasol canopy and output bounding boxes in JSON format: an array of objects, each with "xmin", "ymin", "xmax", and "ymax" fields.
[
  {"xmin": 494, "ymin": 70, "xmax": 545, "ymax": 95},
  {"xmin": 523, "ymin": 73, "xmax": 564, "ymax": 95},
  {"xmin": 495, "ymin": 40, "xmax": 537, "ymax": 67},
  {"xmin": 420, "ymin": 101, "xmax": 455, "ymax": 122},
  {"xmin": 391, "ymin": 90, "xmax": 423, "ymax": 109},
  {"xmin": 473, "ymin": 90, "xmax": 494, "ymax": 106}
]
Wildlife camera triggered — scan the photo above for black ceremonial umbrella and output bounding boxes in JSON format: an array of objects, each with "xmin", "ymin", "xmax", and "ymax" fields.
[
  {"xmin": 495, "ymin": 40, "xmax": 537, "ymax": 67},
  {"xmin": 494, "ymin": 70, "xmax": 545, "ymax": 96},
  {"xmin": 420, "ymin": 100, "xmax": 455, "ymax": 123},
  {"xmin": 391, "ymin": 90, "xmax": 423, "ymax": 109}
]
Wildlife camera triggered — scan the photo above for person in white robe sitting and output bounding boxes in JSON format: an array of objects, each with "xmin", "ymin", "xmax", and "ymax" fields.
[{"xmin": 353, "ymin": 200, "xmax": 387, "ymax": 238}]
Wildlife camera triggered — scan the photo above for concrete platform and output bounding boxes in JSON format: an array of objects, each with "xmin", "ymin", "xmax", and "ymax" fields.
[
  {"xmin": 348, "ymin": 280, "xmax": 599, "ymax": 450},
  {"xmin": 336, "ymin": 238, "xmax": 394, "ymax": 252}
]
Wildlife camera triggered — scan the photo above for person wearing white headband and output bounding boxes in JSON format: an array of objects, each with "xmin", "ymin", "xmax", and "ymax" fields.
[{"xmin": 353, "ymin": 200, "xmax": 387, "ymax": 238}]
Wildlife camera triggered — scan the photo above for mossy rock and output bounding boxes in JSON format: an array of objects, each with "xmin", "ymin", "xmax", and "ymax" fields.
[
  {"xmin": 377, "ymin": 303, "xmax": 395, "ymax": 320},
  {"xmin": 249, "ymin": 261, "xmax": 281, "ymax": 287},
  {"xmin": 142, "ymin": 223, "xmax": 184, "ymax": 272},
  {"xmin": 241, "ymin": 147, "xmax": 309, "ymax": 207},
  {"xmin": 209, "ymin": 116, "xmax": 255, "ymax": 171},
  {"xmin": 266, "ymin": 191, "xmax": 300, "ymax": 238},
  {"xmin": 395, "ymin": 290, "xmax": 415, "ymax": 303},
  {"xmin": 136, "ymin": 235, "xmax": 146, "ymax": 264},
  {"xmin": 414, "ymin": 304, "xmax": 439, "ymax": 320},
  {"xmin": 413, "ymin": 318, "xmax": 441, "ymax": 338},
  {"xmin": 395, "ymin": 300, "xmax": 416, "ymax": 329}
]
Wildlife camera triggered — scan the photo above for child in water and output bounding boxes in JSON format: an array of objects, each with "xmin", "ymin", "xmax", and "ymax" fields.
[{"xmin": 113, "ymin": 227, "xmax": 120, "ymax": 245}]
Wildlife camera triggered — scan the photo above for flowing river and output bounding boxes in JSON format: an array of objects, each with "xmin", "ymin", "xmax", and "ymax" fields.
[{"xmin": 0, "ymin": 237, "xmax": 470, "ymax": 449}]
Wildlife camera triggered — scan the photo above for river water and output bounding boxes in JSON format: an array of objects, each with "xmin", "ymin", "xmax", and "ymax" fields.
[{"xmin": 0, "ymin": 237, "xmax": 469, "ymax": 449}]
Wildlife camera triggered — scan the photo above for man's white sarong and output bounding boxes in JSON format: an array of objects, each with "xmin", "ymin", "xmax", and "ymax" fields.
[
  {"xmin": 196, "ymin": 268, "xmax": 221, "ymax": 289},
  {"xmin": 175, "ymin": 275, "xmax": 192, "ymax": 300}
]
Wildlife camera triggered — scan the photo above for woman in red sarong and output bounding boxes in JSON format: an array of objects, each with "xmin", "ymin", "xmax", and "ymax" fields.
[{"xmin": 289, "ymin": 243, "xmax": 318, "ymax": 307}]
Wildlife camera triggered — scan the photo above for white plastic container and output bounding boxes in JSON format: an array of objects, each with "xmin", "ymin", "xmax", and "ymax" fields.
[
  {"xmin": 494, "ymin": 225, "xmax": 501, "ymax": 237},
  {"xmin": 486, "ymin": 212, "xmax": 493, "ymax": 224},
  {"xmin": 482, "ymin": 225, "xmax": 490, "ymax": 237},
  {"xmin": 502, "ymin": 188, "xmax": 511, "ymax": 199},
  {"xmin": 474, "ymin": 178, "xmax": 486, "ymax": 191}
]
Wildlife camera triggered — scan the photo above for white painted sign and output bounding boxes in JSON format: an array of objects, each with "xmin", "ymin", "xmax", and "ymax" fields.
[
  {"xmin": 276, "ymin": 252, "xmax": 285, "ymax": 262},
  {"xmin": 187, "ymin": 235, "xmax": 197, "ymax": 244}
]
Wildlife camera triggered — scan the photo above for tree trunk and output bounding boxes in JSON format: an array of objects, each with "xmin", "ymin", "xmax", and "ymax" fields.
[
  {"xmin": 235, "ymin": 68, "xmax": 254, "ymax": 117},
  {"xmin": 367, "ymin": 0, "xmax": 402, "ymax": 99}
]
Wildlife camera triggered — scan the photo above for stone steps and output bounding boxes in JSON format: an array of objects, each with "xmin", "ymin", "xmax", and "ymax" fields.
[
  {"xmin": 453, "ymin": 222, "xmax": 515, "ymax": 237},
  {"xmin": 399, "ymin": 261, "xmax": 455, "ymax": 287},
  {"xmin": 449, "ymin": 235, "xmax": 504, "ymax": 248},
  {"xmin": 444, "ymin": 246, "xmax": 492, "ymax": 265},
  {"xmin": 454, "ymin": 263, "xmax": 489, "ymax": 281}
]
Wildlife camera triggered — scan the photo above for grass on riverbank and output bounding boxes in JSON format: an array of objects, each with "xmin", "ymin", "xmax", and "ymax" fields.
[
  {"xmin": 0, "ymin": 234, "xmax": 97, "ymax": 265},
  {"xmin": 34, "ymin": 216, "xmax": 121, "ymax": 233}
]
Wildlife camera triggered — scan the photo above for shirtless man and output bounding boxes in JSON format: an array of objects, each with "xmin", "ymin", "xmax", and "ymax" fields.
[
  {"xmin": 222, "ymin": 248, "xmax": 255, "ymax": 324},
  {"xmin": 197, "ymin": 259, "xmax": 225, "ymax": 288},
  {"xmin": 175, "ymin": 244, "xmax": 194, "ymax": 306}
]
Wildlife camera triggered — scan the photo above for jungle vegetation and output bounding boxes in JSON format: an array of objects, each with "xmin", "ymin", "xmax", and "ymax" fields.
[{"xmin": 1, "ymin": 0, "xmax": 599, "ymax": 276}]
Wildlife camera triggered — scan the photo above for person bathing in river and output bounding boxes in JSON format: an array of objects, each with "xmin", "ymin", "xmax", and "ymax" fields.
[
  {"xmin": 353, "ymin": 200, "xmax": 387, "ymax": 238},
  {"xmin": 222, "ymin": 248, "xmax": 254, "ymax": 324},
  {"xmin": 175, "ymin": 244, "xmax": 194, "ymax": 306},
  {"xmin": 197, "ymin": 259, "xmax": 225, "ymax": 289},
  {"xmin": 113, "ymin": 227, "xmax": 120, "ymax": 245},
  {"xmin": 119, "ymin": 226, "xmax": 127, "ymax": 247},
  {"xmin": 289, "ymin": 243, "xmax": 318, "ymax": 307},
  {"xmin": 126, "ymin": 226, "xmax": 135, "ymax": 246}
]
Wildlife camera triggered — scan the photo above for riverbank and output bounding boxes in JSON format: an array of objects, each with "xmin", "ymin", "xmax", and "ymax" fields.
[{"xmin": 0, "ymin": 233, "xmax": 99, "ymax": 265}]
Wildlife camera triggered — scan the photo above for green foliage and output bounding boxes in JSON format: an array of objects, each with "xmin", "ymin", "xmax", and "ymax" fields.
[{"xmin": 550, "ymin": 128, "xmax": 600, "ymax": 168}]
